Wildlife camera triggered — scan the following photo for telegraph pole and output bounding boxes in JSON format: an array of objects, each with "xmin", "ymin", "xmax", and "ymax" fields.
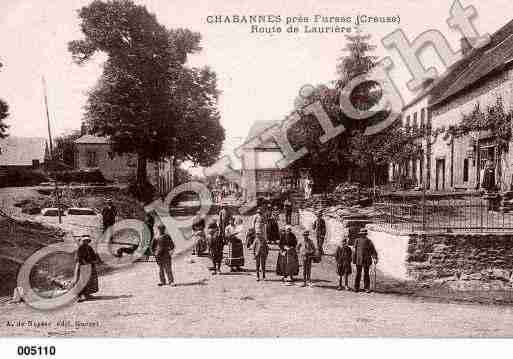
[{"xmin": 43, "ymin": 76, "xmax": 61, "ymax": 224}]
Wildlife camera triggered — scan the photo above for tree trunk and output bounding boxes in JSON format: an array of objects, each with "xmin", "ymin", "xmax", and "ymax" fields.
[{"xmin": 137, "ymin": 155, "xmax": 147, "ymax": 185}]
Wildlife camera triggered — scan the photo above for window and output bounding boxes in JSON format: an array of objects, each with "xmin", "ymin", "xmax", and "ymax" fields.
[
  {"xmin": 32, "ymin": 159, "xmax": 40, "ymax": 169},
  {"xmin": 413, "ymin": 112, "xmax": 418, "ymax": 128},
  {"xmin": 421, "ymin": 108, "xmax": 426, "ymax": 128},
  {"xmin": 405, "ymin": 115, "xmax": 411, "ymax": 128},
  {"xmin": 463, "ymin": 158, "xmax": 469, "ymax": 182},
  {"xmin": 86, "ymin": 151, "xmax": 98, "ymax": 167},
  {"xmin": 108, "ymin": 152, "xmax": 115, "ymax": 160}
]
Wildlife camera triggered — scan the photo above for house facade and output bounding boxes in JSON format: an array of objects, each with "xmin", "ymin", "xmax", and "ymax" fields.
[
  {"xmin": 396, "ymin": 20, "xmax": 513, "ymax": 192},
  {"xmin": 74, "ymin": 135, "xmax": 173, "ymax": 191},
  {"xmin": 240, "ymin": 120, "xmax": 300, "ymax": 200}
]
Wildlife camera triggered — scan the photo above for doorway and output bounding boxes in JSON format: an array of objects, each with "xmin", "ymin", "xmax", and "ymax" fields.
[{"xmin": 435, "ymin": 158, "xmax": 445, "ymax": 191}]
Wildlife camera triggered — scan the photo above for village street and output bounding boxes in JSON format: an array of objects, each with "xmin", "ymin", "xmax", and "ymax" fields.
[{"xmin": 2, "ymin": 224, "xmax": 513, "ymax": 337}]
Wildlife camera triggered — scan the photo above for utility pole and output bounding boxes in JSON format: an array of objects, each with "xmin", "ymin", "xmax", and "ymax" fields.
[
  {"xmin": 43, "ymin": 76, "xmax": 61, "ymax": 224},
  {"xmin": 42, "ymin": 76, "xmax": 53, "ymax": 157}
]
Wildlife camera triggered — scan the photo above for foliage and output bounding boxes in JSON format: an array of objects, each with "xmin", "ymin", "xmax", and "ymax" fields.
[
  {"xmin": 0, "ymin": 168, "xmax": 48, "ymax": 188},
  {"xmin": 51, "ymin": 169, "xmax": 107, "ymax": 184},
  {"xmin": 286, "ymin": 30, "xmax": 413, "ymax": 189},
  {"xmin": 447, "ymin": 97, "xmax": 513, "ymax": 151},
  {"xmin": 174, "ymin": 164, "xmax": 192, "ymax": 186},
  {"xmin": 69, "ymin": 0, "xmax": 225, "ymax": 186},
  {"xmin": 54, "ymin": 130, "xmax": 82, "ymax": 167},
  {"xmin": 0, "ymin": 62, "xmax": 9, "ymax": 139}
]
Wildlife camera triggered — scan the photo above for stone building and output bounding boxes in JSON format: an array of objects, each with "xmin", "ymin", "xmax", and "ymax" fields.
[
  {"xmin": 240, "ymin": 120, "xmax": 302, "ymax": 200},
  {"xmin": 74, "ymin": 134, "xmax": 173, "ymax": 191},
  {"xmin": 396, "ymin": 20, "xmax": 513, "ymax": 192}
]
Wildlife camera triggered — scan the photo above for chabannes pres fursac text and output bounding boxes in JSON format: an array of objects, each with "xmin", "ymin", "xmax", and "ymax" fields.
[{"xmin": 205, "ymin": 14, "xmax": 400, "ymax": 34}]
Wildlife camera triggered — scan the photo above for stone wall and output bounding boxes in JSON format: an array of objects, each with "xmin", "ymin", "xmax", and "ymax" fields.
[
  {"xmin": 367, "ymin": 224, "xmax": 513, "ymax": 283},
  {"xmin": 405, "ymin": 231, "xmax": 513, "ymax": 281},
  {"xmin": 299, "ymin": 209, "xmax": 370, "ymax": 255}
]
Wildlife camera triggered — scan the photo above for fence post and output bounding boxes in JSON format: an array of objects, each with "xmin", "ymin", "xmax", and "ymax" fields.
[
  {"xmin": 422, "ymin": 186, "xmax": 426, "ymax": 231},
  {"xmin": 480, "ymin": 199, "xmax": 484, "ymax": 231}
]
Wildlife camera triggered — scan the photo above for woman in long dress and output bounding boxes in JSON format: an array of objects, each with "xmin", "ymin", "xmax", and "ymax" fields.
[
  {"xmin": 224, "ymin": 217, "xmax": 245, "ymax": 271},
  {"xmin": 74, "ymin": 235, "xmax": 100, "ymax": 302},
  {"xmin": 276, "ymin": 226, "xmax": 299, "ymax": 283}
]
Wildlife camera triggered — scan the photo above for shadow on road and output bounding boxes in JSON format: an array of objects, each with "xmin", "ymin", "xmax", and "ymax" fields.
[
  {"xmin": 80, "ymin": 294, "xmax": 133, "ymax": 302},
  {"xmin": 173, "ymin": 279, "xmax": 209, "ymax": 287}
]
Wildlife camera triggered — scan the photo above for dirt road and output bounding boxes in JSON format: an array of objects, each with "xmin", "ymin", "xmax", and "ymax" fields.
[{"xmin": 2, "ymin": 238, "xmax": 513, "ymax": 337}]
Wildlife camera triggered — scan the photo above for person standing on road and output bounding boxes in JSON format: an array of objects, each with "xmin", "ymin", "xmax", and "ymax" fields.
[
  {"xmin": 312, "ymin": 210, "xmax": 326, "ymax": 255},
  {"xmin": 335, "ymin": 237, "xmax": 352, "ymax": 291},
  {"xmin": 224, "ymin": 217, "xmax": 245, "ymax": 272},
  {"xmin": 283, "ymin": 198, "xmax": 293, "ymax": 225},
  {"xmin": 353, "ymin": 229, "xmax": 378, "ymax": 293},
  {"xmin": 252, "ymin": 208, "xmax": 268, "ymax": 281},
  {"xmin": 276, "ymin": 225, "xmax": 299, "ymax": 284},
  {"xmin": 267, "ymin": 205, "xmax": 280, "ymax": 244},
  {"xmin": 299, "ymin": 230, "xmax": 316, "ymax": 287},
  {"xmin": 218, "ymin": 204, "xmax": 231, "ymax": 242},
  {"xmin": 74, "ymin": 235, "xmax": 100, "ymax": 302},
  {"xmin": 207, "ymin": 221, "xmax": 224, "ymax": 275},
  {"xmin": 101, "ymin": 199, "xmax": 117, "ymax": 232},
  {"xmin": 192, "ymin": 215, "xmax": 207, "ymax": 256},
  {"xmin": 152, "ymin": 224, "xmax": 176, "ymax": 286},
  {"xmin": 143, "ymin": 212, "xmax": 155, "ymax": 261}
]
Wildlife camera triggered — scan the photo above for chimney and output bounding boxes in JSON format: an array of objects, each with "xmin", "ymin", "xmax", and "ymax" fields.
[{"xmin": 460, "ymin": 37, "xmax": 473, "ymax": 56}]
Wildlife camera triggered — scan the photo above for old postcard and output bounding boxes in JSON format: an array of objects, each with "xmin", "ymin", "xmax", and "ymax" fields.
[{"xmin": 2, "ymin": 0, "xmax": 513, "ymax": 344}]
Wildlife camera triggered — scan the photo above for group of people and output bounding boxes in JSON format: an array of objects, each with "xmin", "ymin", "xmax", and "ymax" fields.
[
  {"xmin": 247, "ymin": 207, "xmax": 379, "ymax": 291},
  {"xmin": 73, "ymin": 199, "xmax": 379, "ymax": 303},
  {"xmin": 190, "ymin": 204, "xmax": 246, "ymax": 275}
]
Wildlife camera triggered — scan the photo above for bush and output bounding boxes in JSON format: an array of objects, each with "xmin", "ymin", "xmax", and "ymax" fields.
[
  {"xmin": 127, "ymin": 180, "xmax": 156, "ymax": 204},
  {"xmin": 51, "ymin": 169, "xmax": 107, "ymax": 184},
  {"xmin": 0, "ymin": 168, "xmax": 48, "ymax": 187}
]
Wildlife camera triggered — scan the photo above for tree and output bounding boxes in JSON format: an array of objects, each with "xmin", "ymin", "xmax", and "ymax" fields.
[
  {"xmin": 54, "ymin": 130, "xmax": 82, "ymax": 167},
  {"xmin": 286, "ymin": 30, "xmax": 389, "ymax": 189},
  {"xmin": 69, "ymin": 0, "xmax": 224, "ymax": 187},
  {"xmin": 0, "ymin": 62, "xmax": 9, "ymax": 138},
  {"xmin": 348, "ymin": 121, "xmax": 424, "ymax": 188}
]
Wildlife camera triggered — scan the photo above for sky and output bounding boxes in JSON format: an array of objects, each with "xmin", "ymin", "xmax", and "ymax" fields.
[{"xmin": 1, "ymin": 0, "xmax": 513, "ymax": 171}]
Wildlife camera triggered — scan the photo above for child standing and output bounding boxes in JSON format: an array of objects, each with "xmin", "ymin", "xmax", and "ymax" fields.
[
  {"xmin": 300, "ymin": 230, "xmax": 316, "ymax": 287},
  {"xmin": 335, "ymin": 237, "xmax": 352, "ymax": 290}
]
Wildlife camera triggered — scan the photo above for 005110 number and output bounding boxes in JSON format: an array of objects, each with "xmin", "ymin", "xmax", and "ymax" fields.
[{"xmin": 17, "ymin": 346, "xmax": 56, "ymax": 356}]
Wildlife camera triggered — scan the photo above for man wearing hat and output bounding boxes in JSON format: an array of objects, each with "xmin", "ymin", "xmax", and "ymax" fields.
[
  {"xmin": 152, "ymin": 223, "xmax": 175, "ymax": 286},
  {"xmin": 300, "ymin": 230, "xmax": 316, "ymax": 287},
  {"xmin": 101, "ymin": 199, "xmax": 117, "ymax": 233},
  {"xmin": 352, "ymin": 229, "xmax": 378, "ymax": 293}
]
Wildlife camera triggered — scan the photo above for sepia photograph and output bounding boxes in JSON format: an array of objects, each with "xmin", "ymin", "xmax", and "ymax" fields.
[{"xmin": 2, "ymin": 0, "xmax": 513, "ymax": 348}]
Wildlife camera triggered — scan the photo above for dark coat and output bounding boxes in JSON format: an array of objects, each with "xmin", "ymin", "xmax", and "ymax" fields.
[
  {"xmin": 313, "ymin": 217, "xmax": 326, "ymax": 239},
  {"xmin": 76, "ymin": 244, "xmax": 100, "ymax": 296},
  {"xmin": 352, "ymin": 237, "xmax": 377, "ymax": 267},
  {"xmin": 101, "ymin": 205, "xmax": 117, "ymax": 228},
  {"xmin": 253, "ymin": 233, "xmax": 268, "ymax": 259},
  {"xmin": 335, "ymin": 245, "xmax": 352, "ymax": 275},
  {"xmin": 152, "ymin": 233, "xmax": 175, "ymax": 262}
]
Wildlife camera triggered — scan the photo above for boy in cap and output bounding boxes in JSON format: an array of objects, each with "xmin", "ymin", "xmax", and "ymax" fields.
[
  {"xmin": 335, "ymin": 237, "xmax": 352, "ymax": 290},
  {"xmin": 152, "ymin": 223, "xmax": 175, "ymax": 286}
]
